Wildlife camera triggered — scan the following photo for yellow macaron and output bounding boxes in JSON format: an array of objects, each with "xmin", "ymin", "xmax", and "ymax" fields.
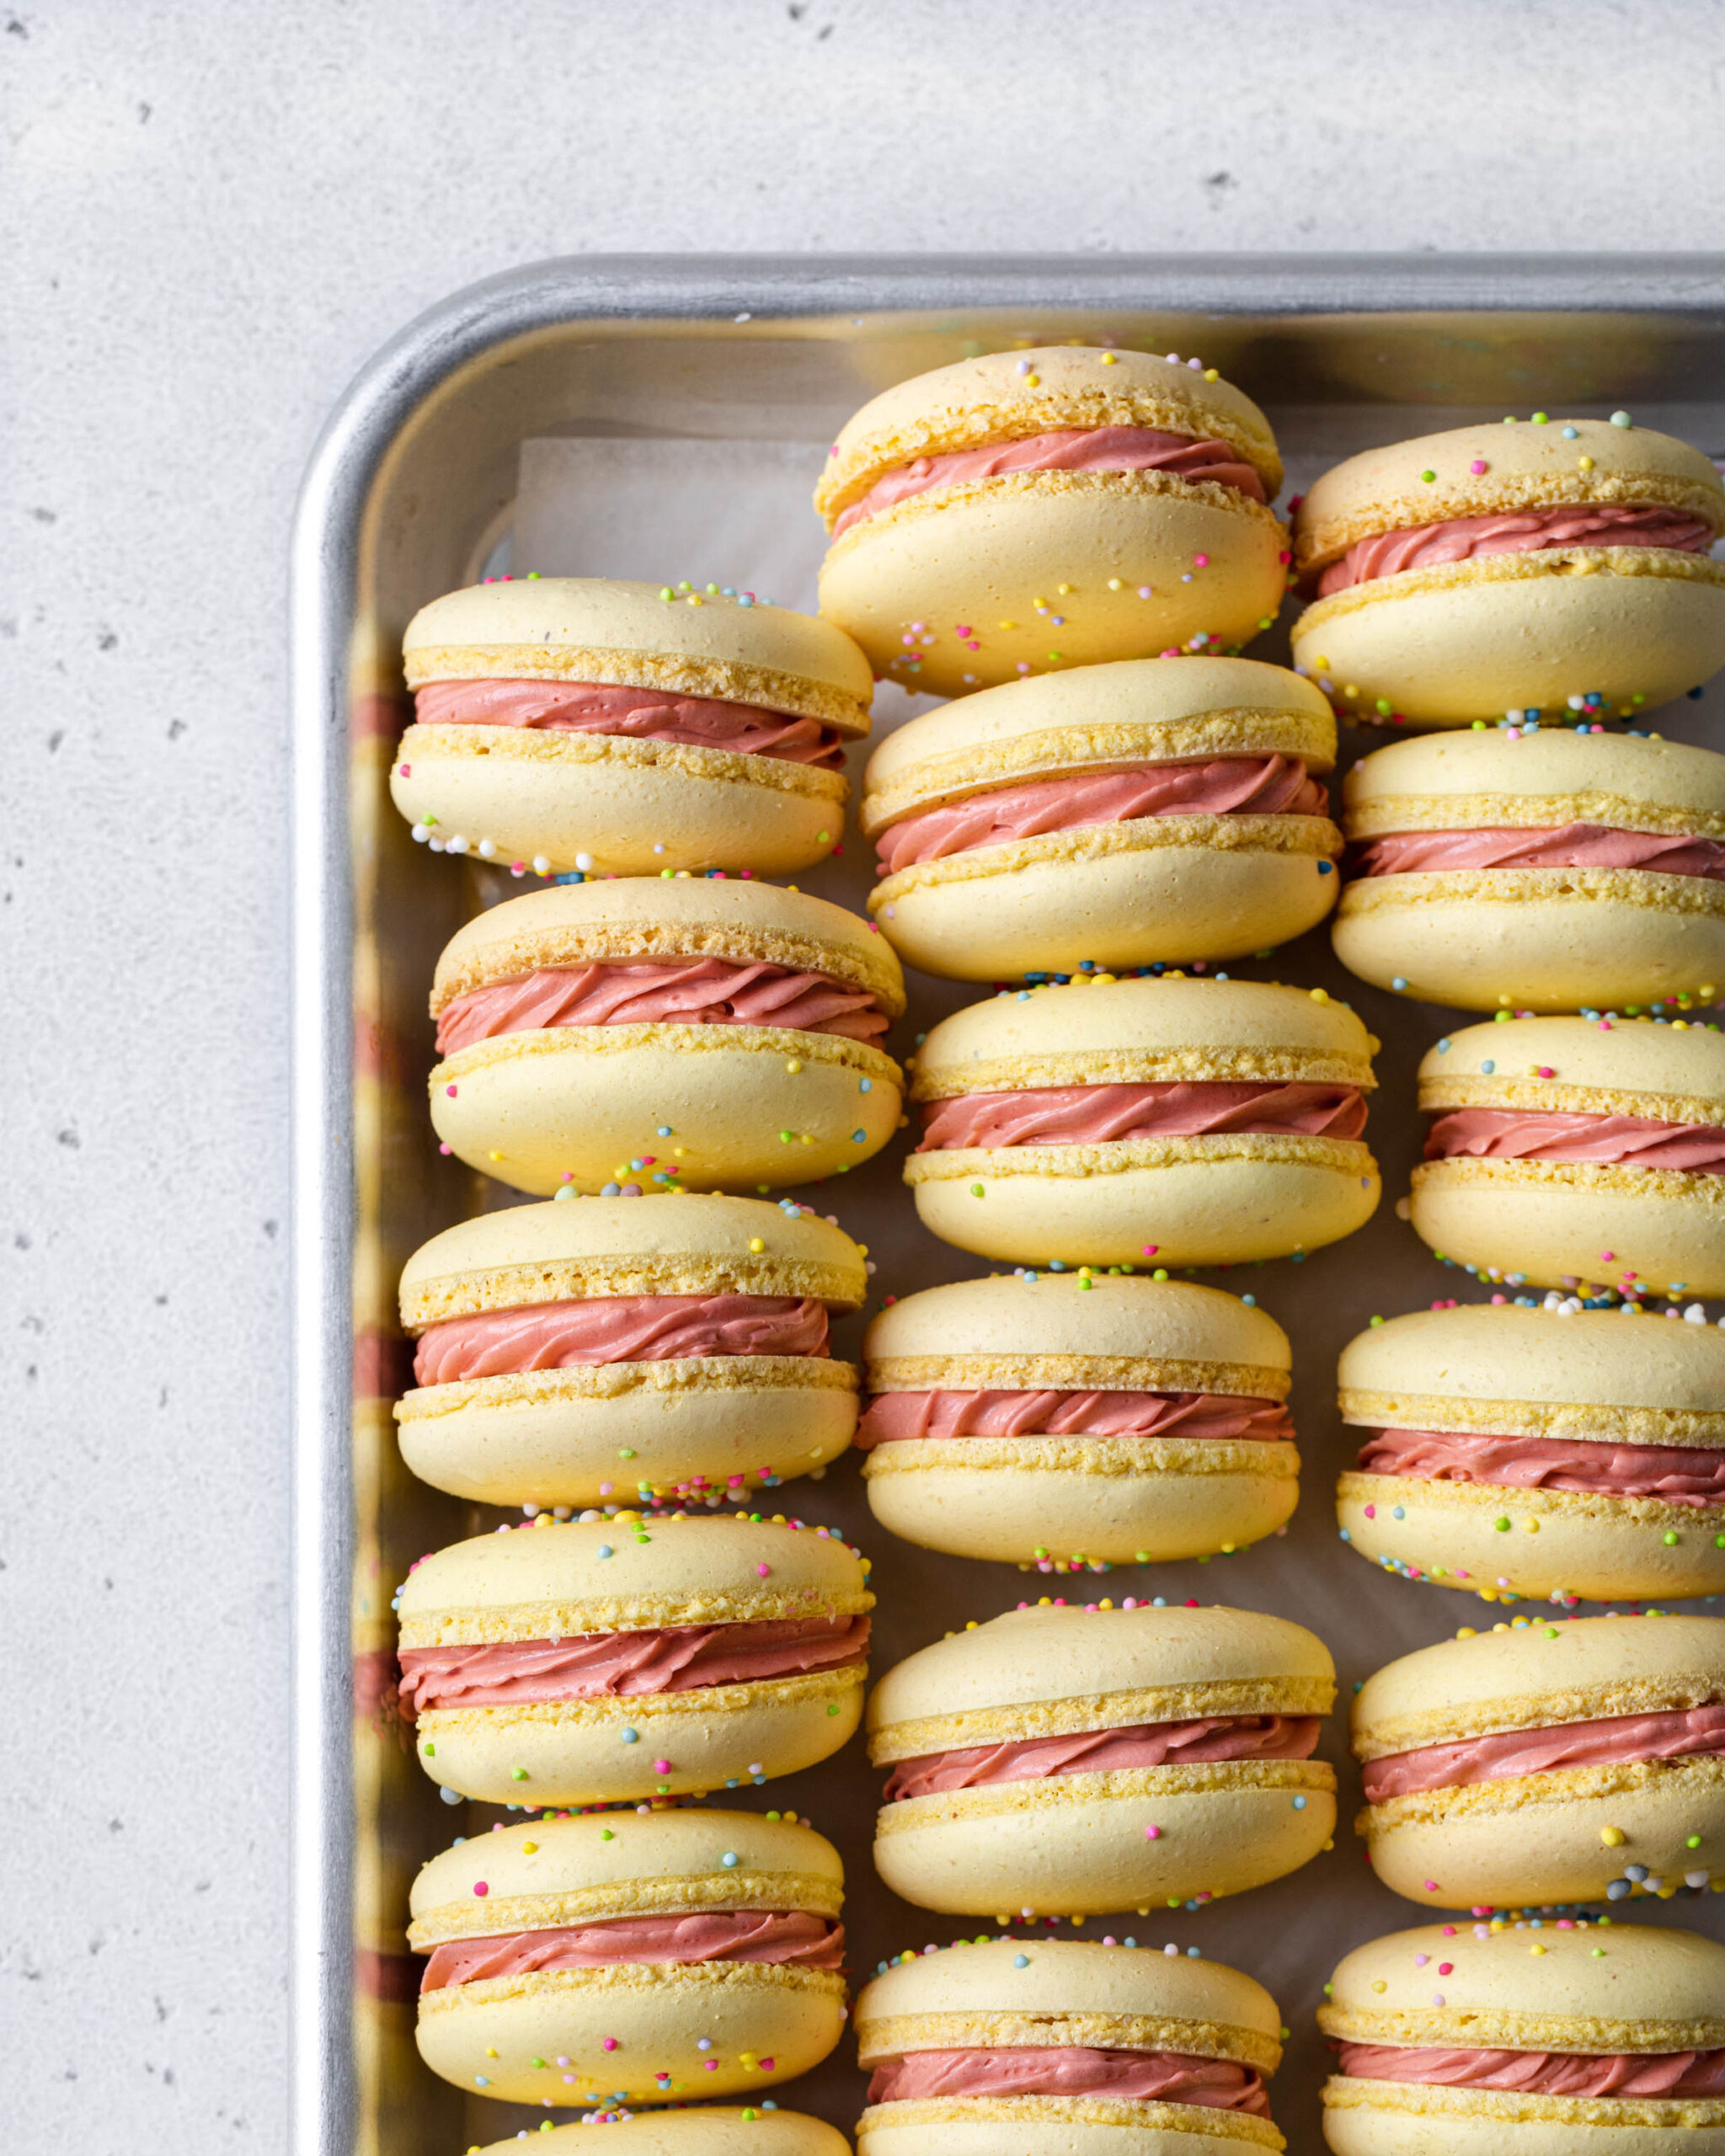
[
  {"xmin": 855, "ymin": 1937, "xmax": 1287, "ymax": 2155},
  {"xmin": 1348, "ymin": 1613, "xmax": 1725, "ymax": 1913},
  {"xmin": 409, "ymin": 1808, "xmax": 847, "ymax": 2106},
  {"xmin": 904, "ymin": 974, "xmax": 1380, "ymax": 1268},
  {"xmin": 1333, "ymin": 727, "xmax": 1725, "ymax": 1012},
  {"xmin": 1410, "ymin": 1015, "xmax": 1725, "ymax": 1298},
  {"xmin": 396, "ymin": 1513, "xmax": 872, "ymax": 1804},
  {"xmin": 858, "ymin": 1272, "xmax": 1299, "ymax": 1566},
  {"xmin": 427, "ymin": 878, "xmax": 905, "ymax": 1195},
  {"xmin": 867, "ymin": 1601, "xmax": 1335, "ymax": 1919},
  {"xmin": 1320, "ymin": 1919, "xmax": 1725, "ymax": 2153},
  {"xmin": 1335, "ymin": 1302, "xmax": 1725, "ymax": 1604},
  {"xmin": 394, "ymin": 1193, "xmax": 867, "ymax": 1508},
  {"xmin": 862, "ymin": 656, "xmax": 1340, "ymax": 980},
  {"xmin": 393, "ymin": 578, "xmax": 871, "ymax": 878},
  {"xmin": 473, "ymin": 2116, "xmax": 850, "ymax": 2153},
  {"xmin": 815, "ymin": 345, "xmax": 1288, "ymax": 698},
  {"xmin": 1292, "ymin": 415, "xmax": 1725, "ymax": 728}
]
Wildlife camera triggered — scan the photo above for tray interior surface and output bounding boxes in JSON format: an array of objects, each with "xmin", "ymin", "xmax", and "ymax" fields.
[{"xmin": 309, "ymin": 270, "xmax": 1725, "ymax": 2156}]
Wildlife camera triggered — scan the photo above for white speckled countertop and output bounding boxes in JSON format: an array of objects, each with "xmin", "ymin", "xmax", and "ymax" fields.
[{"xmin": 7, "ymin": 3, "xmax": 1724, "ymax": 2148}]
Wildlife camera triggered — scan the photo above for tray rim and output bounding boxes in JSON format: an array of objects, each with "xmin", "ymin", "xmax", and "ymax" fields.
[{"xmin": 289, "ymin": 249, "xmax": 1725, "ymax": 2156}]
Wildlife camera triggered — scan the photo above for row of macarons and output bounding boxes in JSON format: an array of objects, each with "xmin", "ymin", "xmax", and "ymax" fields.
[
  {"xmin": 403, "ymin": 1590, "xmax": 1725, "ymax": 2141},
  {"xmin": 394, "ymin": 595, "xmax": 1725, "ymax": 1020},
  {"xmin": 421, "ymin": 885, "xmax": 1725, "ymax": 1298},
  {"xmin": 391, "ymin": 1199, "xmax": 1725, "ymax": 1608},
  {"xmin": 446, "ymin": 1921, "xmax": 1725, "ymax": 2156}
]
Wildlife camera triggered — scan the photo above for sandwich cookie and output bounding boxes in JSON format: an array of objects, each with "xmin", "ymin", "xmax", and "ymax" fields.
[
  {"xmin": 862, "ymin": 657, "xmax": 1341, "ymax": 981},
  {"xmin": 1410, "ymin": 1017, "xmax": 1725, "ymax": 1299},
  {"xmin": 1335, "ymin": 1303, "xmax": 1725, "ymax": 1604},
  {"xmin": 393, "ymin": 578, "xmax": 871, "ymax": 878},
  {"xmin": 396, "ymin": 1513, "xmax": 872, "ymax": 1804},
  {"xmin": 855, "ymin": 1936, "xmax": 1287, "ymax": 2155},
  {"xmin": 428, "ymin": 878, "xmax": 905, "ymax": 1196},
  {"xmin": 1348, "ymin": 1613, "xmax": 1725, "ymax": 1913},
  {"xmin": 867, "ymin": 1602, "xmax": 1335, "ymax": 1918},
  {"xmin": 1291, "ymin": 415, "xmax": 1725, "ymax": 728},
  {"xmin": 409, "ymin": 1809, "xmax": 847, "ymax": 2106},
  {"xmin": 1320, "ymin": 1920, "xmax": 1725, "ymax": 2153},
  {"xmin": 473, "ymin": 2114, "xmax": 850, "ymax": 2152},
  {"xmin": 815, "ymin": 346, "xmax": 1288, "ymax": 699},
  {"xmin": 395, "ymin": 1195, "xmax": 867, "ymax": 1509},
  {"xmin": 858, "ymin": 1273, "xmax": 1300, "ymax": 1567},
  {"xmin": 1333, "ymin": 728, "xmax": 1725, "ymax": 1012},
  {"xmin": 905, "ymin": 974, "xmax": 1380, "ymax": 1268}
]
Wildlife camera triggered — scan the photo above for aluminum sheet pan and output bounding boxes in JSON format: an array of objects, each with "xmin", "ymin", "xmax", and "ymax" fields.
[{"xmin": 293, "ymin": 255, "xmax": 1725, "ymax": 2156}]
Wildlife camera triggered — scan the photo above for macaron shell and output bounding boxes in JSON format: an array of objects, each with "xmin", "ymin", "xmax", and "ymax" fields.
[
  {"xmin": 1333, "ymin": 873, "xmax": 1725, "ymax": 1013},
  {"xmin": 390, "ymin": 730, "xmax": 849, "ymax": 878},
  {"xmin": 817, "ymin": 475, "xmax": 1287, "ymax": 700},
  {"xmin": 414, "ymin": 1957, "xmax": 846, "ymax": 2105},
  {"xmin": 1407, "ymin": 1157, "xmax": 1725, "ymax": 1297},
  {"xmin": 395, "ymin": 1360, "xmax": 860, "ymax": 1508},
  {"xmin": 907, "ymin": 1144, "xmax": 1381, "ymax": 1268},
  {"xmin": 1336, "ymin": 1470, "xmax": 1725, "ymax": 1604},
  {"xmin": 1290, "ymin": 552, "xmax": 1725, "ymax": 727},
  {"xmin": 858, "ymin": 2103, "xmax": 1284, "ymax": 2155},
  {"xmin": 873, "ymin": 827, "xmax": 1340, "ymax": 981},
  {"xmin": 863, "ymin": 1272, "xmax": 1290, "ymax": 1370},
  {"xmin": 412, "ymin": 1667, "xmax": 868, "ymax": 1804},
  {"xmin": 430, "ymin": 1027, "xmax": 903, "ymax": 1196},
  {"xmin": 1359, "ymin": 1755, "xmax": 1725, "ymax": 1908},
  {"xmin": 1321, "ymin": 2086, "xmax": 1725, "ymax": 2153},
  {"xmin": 1341, "ymin": 724, "xmax": 1725, "ymax": 819},
  {"xmin": 862, "ymin": 1439, "xmax": 1300, "ymax": 1564},
  {"xmin": 872, "ymin": 1765, "xmax": 1335, "ymax": 1916},
  {"xmin": 475, "ymin": 2111, "xmax": 853, "ymax": 2156}
]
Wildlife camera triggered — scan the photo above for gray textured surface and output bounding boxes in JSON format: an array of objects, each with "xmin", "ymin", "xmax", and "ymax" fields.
[{"xmin": 7, "ymin": 3, "xmax": 1725, "ymax": 2150}]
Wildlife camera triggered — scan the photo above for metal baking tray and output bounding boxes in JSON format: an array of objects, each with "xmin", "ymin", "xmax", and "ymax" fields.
[{"xmin": 293, "ymin": 256, "xmax": 1725, "ymax": 2156}]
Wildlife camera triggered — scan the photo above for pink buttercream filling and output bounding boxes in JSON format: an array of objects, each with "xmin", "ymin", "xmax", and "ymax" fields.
[
  {"xmin": 435, "ymin": 958, "xmax": 891, "ymax": 1055},
  {"xmin": 1359, "ymin": 1425, "xmax": 1725, "ymax": 1508},
  {"xmin": 855, "ymin": 1389, "xmax": 1293, "ymax": 1449},
  {"xmin": 410, "ymin": 679, "xmax": 847, "ymax": 768},
  {"xmin": 396, "ymin": 1613, "xmax": 869, "ymax": 1716},
  {"xmin": 1361, "ymin": 1701, "xmax": 1725, "ymax": 1802},
  {"xmin": 868, "ymin": 2046, "xmax": 1271, "ymax": 2111},
  {"xmin": 832, "ymin": 424, "xmax": 1268, "ymax": 537},
  {"xmin": 1353, "ymin": 824, "xmax": 1725, "ymax": 880},
  {"xmin": 917, "ymin": 1080, "xmax": 1368, "ymax": 1152},
  {"xmin": 883, "ymin": 1713, "xmax": 1322, "ymax": 1801},
  {"xmin": 1424, "ymin": 1107, "xmax": 1725, "ymax": 1172},
  {"xmin": 1336, "ymin": 2041, "xmax": 1725, "ymax": 2098},
  {"xmin": 875, "ymin": 757, "xmax": 1329, "ymax": 877},
  {"xmin": 420, "ymin": 1909, "xmax": 844, "ymax": 1993},
  {"xmin": 1315, "ymin": 503, "xmax": 1715, "ymax": 596},
  {"xmin": 411, "ymin": 1294, "xmax": 830, "ymax": 1386}
]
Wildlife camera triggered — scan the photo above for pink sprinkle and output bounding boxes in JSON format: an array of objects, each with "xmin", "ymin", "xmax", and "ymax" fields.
[
  {"xmin": 445, "ymin": 1083, "xmax": 458, "ymax": 1097},
  {"xmin": 1142, "ymin": 1245, "xmax": 1159, "ymax": 1257},
  {"xmin": 1600, "ymin": 1251, "xmax": 1616, "ymax": 1262},
  {"xmin": 1423, "ymin": 1879, "xmax": 1439, "ymax": 1891},
  {"xmin": 473, "ymin": 1881, "xmax": 488, "ymax": 1897},
  {"xmin": 1470, "ymin": 458, "xmax": 1487, "ymax": 474},
  {"xmin": 760, "ymin": 2058, "xmax": 776, "ymax": 2072},
  {"xmin": 602, "ymin": 2037, "xmax": 618, "ymax": 2052},
  {"xmin": 1194, "ymin": 553, "xmax": 1210, "ymax": 568},
  {"xmin": 654, "ymin": 1758, "xmax": 672, "ymax": 1774},
  {"xmin": 756, "ymin": 1563, "xmax": 772, "ymax": 1577},
  {"xmin": 1363, "ymin": 1504, "xmax": 1376, "ymax": 1518},
  {"xmin": 398, "ymin": 762, "xmax": 411, "ymax": 777},
  {"xmin": 1414, "ymin": 1955, "xmax": 1429, "ymax": 1967},
  {"xmin": 1138, "ymin": 585, "xmax": 1153, "ymax": 598},
  {"xmin": 1144, "ymin": 1824, "xmax": 1162, "ymax": 1839},
  {"xmin": 438, "ymin": 1142, "xmax": 451, "ymax": 1155},
  {"xmin": 1535, "ymin": 1065, "xmax": 1555, "ymax": 1078},
  {"xmin": 728, "ymin": 1475, "xmax": 745, "ymax": 1487}
]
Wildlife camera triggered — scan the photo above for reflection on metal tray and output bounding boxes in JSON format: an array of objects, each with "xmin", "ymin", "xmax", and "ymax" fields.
[{"xmin": 293, "ymin": 256, "xmax": 1725, "ymax": 2156}]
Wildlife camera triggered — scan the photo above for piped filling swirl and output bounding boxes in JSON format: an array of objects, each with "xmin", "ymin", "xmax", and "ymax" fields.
[
  {"xmin": 882, "ymin": 1713, "xmax": 1322, "ymax": 1801},
  {"xmin": 1313, "ymin": 502, "xmax": 1715, "ymax": 596},
  {"xmin": 868, "ymin": 2044, "xmax": 1271, "ymax": 2111},
  {"xmin": 832, "ymin": 424, "xmax": 1270, "ymax": 537},
  {"xmin": 1334, "ymin": 2041, "xmax": 1725, "ymax": 2098},
  {"xmin": 1351, "ymin": 824, "xmax": 1725, "ymax": 881},
  {"xmin": 435, "ymin": 957, "xmax": 892, "ymax": 1055},
  {"xmin": 916, "ymin": 1081, "xmax": 1368, "ymax": 1152},
  {"xmin": 874, "ymin": 756, "xmax": 1328, "ymax": 877},
  {"xmin": 397, "ymin": 1613, "xmax": 870, "ymax": 1715},
  {"xmin": 857, "ymin": 1390, "xmax": 1293, "ymax": 1448},
  {"xmin": 1361, "ymin": 1700, "xmax": 1725, "ymax": 1801},
  {"xmin": 1423, "ymin": 1108, "xmax": 1725, "ymax": 1173},
  {"xmin": 1358, "ymin": 1425, "xmax": 1725, "ymax": 1508},
  {"xmin": 411, "ymin": 1294, "xmax": 830, "ymax": 1387},
  {"xmin": 419, "ymin": 1908, "xmax": 845, "ymax": 1992},
  {"xmin": 412, "ymin": 679, "xmax": 847, "ymax": 767}
]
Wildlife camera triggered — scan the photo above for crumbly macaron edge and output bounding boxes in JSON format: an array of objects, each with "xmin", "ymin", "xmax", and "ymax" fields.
[
  {"xmin": 1295, "ymin": 541, "xmax": 1725, "ymax": 627},
  {"xmin": 1320, "ymin": 2074, "xmax": 1725, "ymax": 2130},
  {"xmin": 409, "ymin": 1867, "xmax": 845, "ymax": 1948},
  {"xmin": 853, "ymin": 2004, "xmax": 1281, "ymax": 2073},
  {"xmin": 1345, "ymin": 787, "xmax": 1725, "ymax": 842},
  {"xmin": 400, "ymin": 1588, "xmax": 873, "ymax": 1649},
  {"xmin": 432, "ymin": 1023, "xmax": 903, "ymax": 1088},
  {"xmin": 396, "ymin": 723, "xmax": 853, "ymax": 798},
  {"xmin": 868, "ymin": 1677, "xmax": 1336, "ymax": 1764},
  {"xmin": 1357, "ymin": 1749, "xmax": 1725, "ymax": 1832},
  {"xmin": 867, "ymin": 1352, "xmax": 1290, "ymax": 1399},
  {"xmin": 1354, "ymin": 1675, "xmax": 1725, "ymax": 1761},
  {"xmin": 1317, "ymin": 1996, "xmax": 1725, "ymax": 2055},
  {"xmin": 872, "ymin": 1757, "xmax": 1335, "ymax": 1830},
  {"xmin": 402, "ymin": 1252, "xmax": 866, "ymax": 1329},
  {"xmin": 860, "ymin": 1433, "xmax": 1300, "ymax": 1482},
  {"xmin": 856, "ymin": 2093, "xmax": 1284, "ymax": 2148},
  {"xmin": 1337, "ymin": 1464, "xmax": 1725, "ymax": 1542},
  {"xmin": 403, "ymin": 644, "xmax": 871, "ymax": 734},
  {"xmin": 1343, "ymin": 865, "xmax": 1725, "ymax": 921},
  {"xmin": 412, "ymin": 1665, "xmax": 869, "ymax": 1730},
  {"xmin": 417, "ymin": 1956, "xmax": 846, "ymax": 2015},
  {"xmin": 911, "ymin": 1043, "xmax": 1375, "ymax": 1102},
  {"xmin": 1338, "ymin": 1383, "xmax": 1725, "ymax": 1447},
  {"xmin": 905, "ymin": 1134, "xmax": 1376, "ymax": 1183},
  {"xmin": 397, "ymin": 1356, "xmax": 860, "ymax": 1422}
]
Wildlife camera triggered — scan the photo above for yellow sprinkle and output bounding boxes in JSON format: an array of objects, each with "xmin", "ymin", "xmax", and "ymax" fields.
[
  {"xmin": 488, "ymin": 1150, "xmax": 505, "ymax": 1161},
  {"xmin": 1308, "ymin": 987, "xmax": 1331, "ymax": 1005},
  {"xmin": 748, "ymin": 1237, "xmax": 765, "ymax": 1252},
  {"xmin": 1525, "ymin": 1518, "xmax": 1540, "ymax": 1534},
  {"xmin": 1578, "ymin": 455, "xmax": 1594, "ymax": 470},
  {"xmin": 522, "ymin": 1841, "xmax": 538, "ymax": 1854},
  {"xmin": 1056, "ymin": 583, "xmax": 1072, "ymax": 595},
  {"xmin": 686, "ymin": 595, "xmax": 702, "ymax": 605},
  {"xmin": 1024, "ymin": 372, "xmax": 1040, "ymax": 387},
  {"xmin": 998, "ymin": 620, "xmax": 1017, "ymax": 630},
  {"xmin": 1342, "ymin": 683, "xmax": 1359, "ymax": 697},
  {"xmin": 1600, "ymin": 1826, "xmax": 1626, "ymax": 1847},
  {"xmin": 1100, "ymin": 352, "xmax": 1118, "ymax": 365},
  {"xmin": 1371, "ymin": 1980, "xmax": 1387, "ymax": 1993},
  {"xmin": 785, "ymin": 1059, "xmax": 803, "ymax": 1074},
  {"xmin": 1530, "ymin": 1943, "xmax": 1546, "ymax": 1956}
]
